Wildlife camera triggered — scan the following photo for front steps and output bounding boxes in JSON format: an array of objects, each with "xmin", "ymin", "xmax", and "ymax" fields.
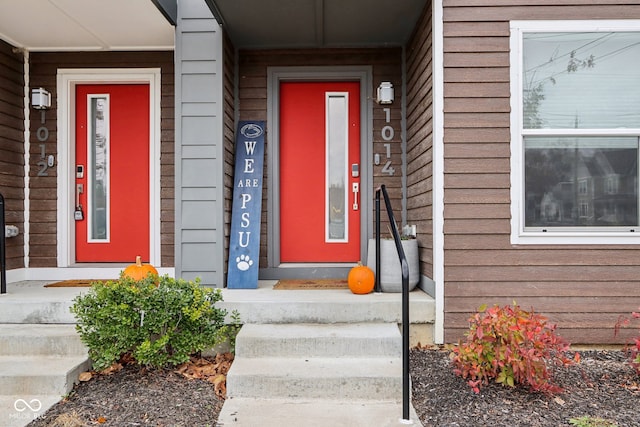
[
  {"xmin": 1, "ymin": 281, "xmax": 433, "ymax": 426},
  {"xmin": 218, "ymin": 323, "xmax": 422, "ymax": 426},
  {"xmin": 0, "ymin": 325, "xmax": 90, "ymax": 427}
]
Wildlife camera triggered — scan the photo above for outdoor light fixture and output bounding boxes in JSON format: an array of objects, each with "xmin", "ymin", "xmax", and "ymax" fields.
[
  {"xmin": 31, "ymin": 88, "xmax": 51, "ymax": 110},
  {"xmin": 376, "ymin": 82, "xmax": 394, "ymax": 105}
]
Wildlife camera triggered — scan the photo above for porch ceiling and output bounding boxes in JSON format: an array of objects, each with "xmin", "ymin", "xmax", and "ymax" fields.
[
  {"xmin": 206, "ymin": 0, "xmax": 427, "ymax": 49},
  {"xmin": 0, "ymin": 0, "xmax": 174, "ymax": 51}
]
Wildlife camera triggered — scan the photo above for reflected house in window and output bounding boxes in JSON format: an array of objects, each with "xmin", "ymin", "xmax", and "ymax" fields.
[
  {"xmin": 533, "ymin": 147, "xmax": 637, "ymax": 226},
  {"xmin": 328, "ymin": 183, "xmax": 345, "ymax": 239},
  {"xmin": 593, "ymin": 150, "xmax": 637, "ymax": 225}
]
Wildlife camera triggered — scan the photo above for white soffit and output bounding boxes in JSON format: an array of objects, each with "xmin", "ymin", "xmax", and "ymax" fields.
[{"xmin": 0, "ymin": 0, "xmax": 174, "ymax": 51}]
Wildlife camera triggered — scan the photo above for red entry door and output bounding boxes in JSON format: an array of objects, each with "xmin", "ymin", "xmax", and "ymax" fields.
[
  {"xmin": 280, "ymin": 81, "xmax": 361, "ymax": 262},
  {"xmin": 75, "ymin": 84, "xmax": 150, "ymax": 262}
]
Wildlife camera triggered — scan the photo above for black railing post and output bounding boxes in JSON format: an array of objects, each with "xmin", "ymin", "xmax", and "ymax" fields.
[
  {"xmin": 0, "ymin": 193, "xmax": 6, "ymax": 294},
  {"xmin": 376, "ymin": 184, "xmax": 411, "ymax": 423},
  {"xmin": 375, "ymin": 189, "xmax": 382, "ymax": 293}
]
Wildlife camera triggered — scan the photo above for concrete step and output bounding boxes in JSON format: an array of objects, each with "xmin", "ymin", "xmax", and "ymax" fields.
[
  {"xmin": 0, "ymin": 283, "xmax": 83, "ymax": 324},
  {"xmin": 217, "ymin": 397, "xmax": 422, "ymax": 427},
  {"xmin": 0, "ymin": 355, "xmax": 90, "ymax": 396},
  {"xmin": 227, "ymin": 356, "xmax": 402, "ymax": 400},
  {"xmin": 0, "ymin": 325, "xmax": 86, "ymax": 357},
  {"xmin": 219, "ymin": 284, "xmax": 435, "ymax": 325},
  {"xmin": 236, "ymin": 323, "xmax": 401, "ymax": 358},
  {"xmin": 0, "ymin": 395, "xmax": 64, "ymax": 427}
]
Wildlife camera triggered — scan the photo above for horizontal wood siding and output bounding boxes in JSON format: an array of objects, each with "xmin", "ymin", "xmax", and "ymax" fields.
[
  {"xmin": 406, "ymin": 2, "xmax": 434, "ymax": 279},
  {"xmin": 223, "ymin": 34, "xmax": 236, "ymax": 280},
  {"xmin": 442, "ymin": 1, "xmax": 640, "ymax": 344},
  {"xmin": 0, "ymin": 40, "xmax": 25, "ymax": 270},
  {"xmin": 29, "ymin": 52, "xmax": 174, "ymax": 267},
  {"xmin": 237, "ymin": 49, "xmax": 403, "ymax": 267}
]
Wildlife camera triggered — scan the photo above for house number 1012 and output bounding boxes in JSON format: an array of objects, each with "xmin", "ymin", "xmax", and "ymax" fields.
[{"xmin": 36, "ymin": 110, "xmax": 54, "ymax": 176}]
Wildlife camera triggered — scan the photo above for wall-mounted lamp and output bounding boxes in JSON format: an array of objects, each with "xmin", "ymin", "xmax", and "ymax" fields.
[
  {"xmin": 376, "ymin": 82, "xmax": 394, "ymax": 105},
  {"xmin": 31, "ymin": 88, "xmax": 51, "ymax": 110}
]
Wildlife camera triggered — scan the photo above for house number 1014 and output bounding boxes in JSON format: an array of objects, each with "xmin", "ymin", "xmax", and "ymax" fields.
[{"xmin": 378, "ymin": 107, "xmax": 395, "ymax": 176}]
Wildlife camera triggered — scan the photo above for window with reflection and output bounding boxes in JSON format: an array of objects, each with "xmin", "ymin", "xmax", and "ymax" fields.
[{"xmin": 519, "ymin": 30, "xmax": 640, "ymax": 231}]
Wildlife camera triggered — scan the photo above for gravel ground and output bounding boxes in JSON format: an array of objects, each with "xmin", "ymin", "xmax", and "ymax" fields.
[{"xmin": 26, "ymin": 348, "xmax": 639, "ymax": 427}]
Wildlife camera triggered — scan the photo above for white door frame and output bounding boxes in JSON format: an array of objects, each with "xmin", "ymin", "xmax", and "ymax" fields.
[{"xmin": 57, "ymin": 68, "xmax": 162, "ymax": 267}]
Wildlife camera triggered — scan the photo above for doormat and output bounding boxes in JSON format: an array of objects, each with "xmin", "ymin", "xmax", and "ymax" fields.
[
  {"xmin": 44, "ymin": 279, "xmax": 112, "ymax": 288},
  {"xmin": 273, "ymin": 279, "xmax": 349, "ymax": 290}
]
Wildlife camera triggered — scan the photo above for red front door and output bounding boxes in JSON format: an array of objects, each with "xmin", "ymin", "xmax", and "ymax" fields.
[
  {"xmin": 280, "ymin": 81, "xmax": 361, "ymax": 263},
  {"xmin": 75, "ymin": 84, "xmax": 150, "ymax": 262}
]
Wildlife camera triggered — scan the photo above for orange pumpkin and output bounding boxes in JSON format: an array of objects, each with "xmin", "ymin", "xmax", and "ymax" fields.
[
  {"xmin": 347, "ymin": 262, "xmax": 375, "ymax": 295},
  {"xmin": 123, "ymin": 256, "xmax": 159, "ymax": 283}
]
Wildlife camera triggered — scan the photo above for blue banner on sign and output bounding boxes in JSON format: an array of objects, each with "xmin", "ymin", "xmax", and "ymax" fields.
[{"xmin": 227, "ymin": 121, "xmax": 265, "ymax": 289}]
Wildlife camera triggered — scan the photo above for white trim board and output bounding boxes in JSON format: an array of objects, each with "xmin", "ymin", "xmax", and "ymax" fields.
[{"xmin": 432, "ymin": 0, "xmax": 445, "ymax": 345}]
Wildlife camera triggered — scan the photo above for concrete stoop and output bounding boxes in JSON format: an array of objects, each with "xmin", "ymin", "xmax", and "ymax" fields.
[
  {"xmin": 218, "ymin": 398, "xmax": 422, "ymax": 427},
  {"xmin": 218, "ymin": 323, "xmax": 423, "ymax": 426},
  {"xmin": 0, "ymin": 325, "xmax": 89, "ymax": 427}
]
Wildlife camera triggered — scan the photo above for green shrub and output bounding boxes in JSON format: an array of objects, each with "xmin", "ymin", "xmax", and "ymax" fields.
[
  {"xmin": 71, "ymin": 275, "xmax": 232, "ymax": 371},
  {"xmin": 450, "ymin": 303, "xmax": 577, "ymax": 394}
]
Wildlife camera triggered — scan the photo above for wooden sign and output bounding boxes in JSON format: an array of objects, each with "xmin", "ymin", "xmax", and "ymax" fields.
[{"xmin": 227, "ymin": 121, "xmax": 265, "ymax": 289}]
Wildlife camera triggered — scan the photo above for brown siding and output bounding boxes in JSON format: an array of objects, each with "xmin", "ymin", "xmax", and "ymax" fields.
[
  {"xmin": 442, "ymin": 1, "xmax": 640, "ymax": 344},
  {"xmin": 406, "ymin": 1, "xmax": 434, "ymax": 281},
  {"xmin": 29, "ymin": 52, "xmax": 174, "ymax": 267},
  {"xmin": 237, "ymin": 49, "xmax": 403, "ymax": 268},
  {"xmin": 0, "ymin": 40, "xmax": 25, "ymax": 270},
  {"xmin": 223, "ymin": 34, "xmax": 236, "ymax": 280}
]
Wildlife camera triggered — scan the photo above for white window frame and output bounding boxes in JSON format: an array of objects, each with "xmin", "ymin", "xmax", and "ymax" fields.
[
  {"xmin": 510, "ymin": 20, "xmax": 640, "ymax": 245},
  {"xmin": 325, "ymin": 91, "xmax": 350, "ymax": 243},
  {"xmin": 86, "ymin": 94, "xmax": 111, "ymax": 243}
]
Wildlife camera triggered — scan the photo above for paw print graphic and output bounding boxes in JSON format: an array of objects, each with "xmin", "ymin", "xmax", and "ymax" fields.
[{"xmin": 236, "ymin": 254, "xmax": 254, "ymax": 271}]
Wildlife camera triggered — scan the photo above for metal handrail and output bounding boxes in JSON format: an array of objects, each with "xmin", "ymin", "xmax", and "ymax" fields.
[{"xmin": 375, "ymin": 184, "xmax": 411, "ymax": 423}]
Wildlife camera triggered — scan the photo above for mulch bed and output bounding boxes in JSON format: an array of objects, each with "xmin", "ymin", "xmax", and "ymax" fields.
[
  {"xmin": 27, "ymin": 363, "xmax": 224, "ymax": 427},
  {"xmin": 27, "ymin": 348, "xmax": 639, "ymax": 427},
  {"xmin": 411, "ymin": 347, "xmax": 640, "ymax": 427}
]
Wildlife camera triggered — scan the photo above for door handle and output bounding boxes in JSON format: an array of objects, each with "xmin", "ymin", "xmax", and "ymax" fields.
[
  {"xmin": 76, "ymin": 184, "xmax": 83, "ymax": 208},
  {"xmin": 75, "ymin": 184, "xmax": 84, "ymax": 221},
  {"xmin": 352, "ymin": 182, "xmax": 359, "ymax": 211}
]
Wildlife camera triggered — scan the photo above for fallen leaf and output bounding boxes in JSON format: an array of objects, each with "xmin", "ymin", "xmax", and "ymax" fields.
[
  {"xmin": 211, "ymin": 374, "xmax": 227, "ymax": 398},
  {"xmin": 119, "ymin": 353, "xmax": 136, "ymax": 365},
  {"xmin": 173, "ymin": 353, "xmax": 233, "ymax": 399},
  {"xmin": 97, "ymin": 416, "xmax": 107, "ymax": 423},
  {"xmin": 553, "ymin": 396, "xmax": 565, "ymax": 406},
  {"xmin": 100, "ymin": 362, "xmax": 123, "ymax": 375},
  {"xmin": 78, "ymin": 371, "xmax": 93, "ymax": 382}
]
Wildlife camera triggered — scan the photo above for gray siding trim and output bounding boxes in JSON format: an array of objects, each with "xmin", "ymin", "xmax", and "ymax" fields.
[
  {"xmin": 175, "ymin": 0, "xmax": 225, "ymax": 286},
  {"xmin": 150, "ymin": 0, "xmax": 177, "ymax": 26},
  {"xmin": 418, "ymin": 274, "xmax": 435, "ymax": 298},
  {"xmin": 265, "ymin": 66, "xmax": 374, "ymax": 270}
]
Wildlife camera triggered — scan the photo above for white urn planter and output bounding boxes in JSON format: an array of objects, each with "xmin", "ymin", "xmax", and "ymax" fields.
[{"xmin": 366, "ymin": 238, "xmax": 419, "ymax": 293}]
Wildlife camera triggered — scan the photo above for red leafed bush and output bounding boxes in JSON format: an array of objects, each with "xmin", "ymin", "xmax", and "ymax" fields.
[
  {"xmin": 615, "ymin": 308, "xmax": 640, "ymax": 375},
  {"xmin": 450, "ymin": 303, "xmax": 577, "ymax": 395}
]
